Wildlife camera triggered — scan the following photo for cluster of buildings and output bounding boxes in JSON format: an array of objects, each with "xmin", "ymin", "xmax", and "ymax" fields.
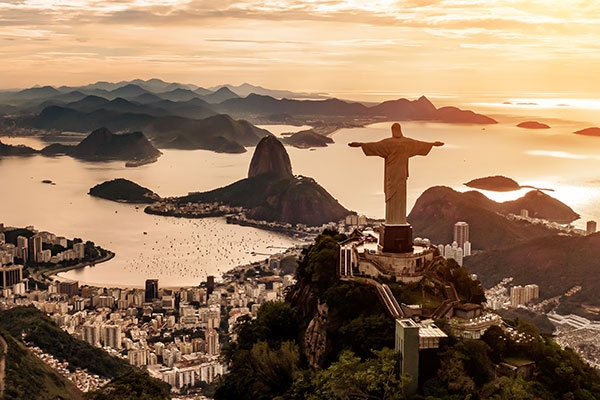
[
  {"xmin": 27, "ymin": 343, "xmax": 110, "ymax": 392},
  {"xmin": 145, "ymin": 201, "xmax": 243, "ymax": 219},
  {"xmin": 484, "ymin": 278, "xmax": 541, "ymax": 310},
  {"xmin": 0, "ymin": 225, "xmax": 88, "ymax": 295},
  {"xmin": 510, "ymin": 284, "xmax": 540, "ymax": 307},
  {"xmin": 509, "ymin": 210, "xmax": 597, "ymax": 237},
  {"xmin": 436, "ymin": 221, "xmax": 472, "ymax": 266},
  {"xmin": 0, "ymin": 249, "xmax": 298, "ymax": 395}
]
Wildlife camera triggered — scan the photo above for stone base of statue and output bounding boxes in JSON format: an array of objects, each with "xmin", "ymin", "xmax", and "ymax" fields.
[{"xmin": 378, "ymin": 224, "xmax": 414, "ymax": 254}]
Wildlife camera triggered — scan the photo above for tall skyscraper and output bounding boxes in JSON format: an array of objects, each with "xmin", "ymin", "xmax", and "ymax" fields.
[
  {"xmin": 0, "ymin": 264, "xmax": 23, "ymax": 288},
  {"xmin": 454, "ymin": 222, "xmax": 469, "ymax": 249},
  {"xmin": 103, "ymin": 324, "xmax": 122, "ymax": 349},
  {"xmin": 29, "ymin": 234, "xmax": 42, "ymax": 263},
  {"xmin": 206, "ymin": 328, "xmax": 219, "ymax": 356},
  {"xmin": 206, "ymin": 275, "xmax": 215, "ymax": 300},
  {"xmin": 16, "ymin": 236, "xmax": 28, "ymax": 263},
  {"xmin": 145, "ymin": 279, "xmax": 159, "ymax": 303}
]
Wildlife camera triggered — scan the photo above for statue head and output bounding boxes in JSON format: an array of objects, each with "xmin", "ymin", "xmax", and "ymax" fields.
[{"xmin": 391, "ymin": 123, "xmax": 403, "ymax": 138}]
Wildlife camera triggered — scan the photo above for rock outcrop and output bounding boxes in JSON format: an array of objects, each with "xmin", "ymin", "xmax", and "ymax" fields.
[
  {"xmin": 182, "ymin": 136, "xmax": 351, "ymax": 226},
  {"xmin": 71, "ymin": 127, "xmax": 162, "ymax": 162},
  {"xmin": 248, "ymin": 135, "xmax": 293, "ymax": 178},
  {"xmin": 574, "ymin": 127, "xmax": 600, "ymax": 137},
  {"xmin": 464, "ymin": 175, "xmax": 521, "ymax": 192},
  {"xmin": 517, "ymin": 121, "xmax": 550, "ymax": 129},
  {"xmin": 89, "ymin": 178, "xmax": 160, "ymax": 203},
  {"xmin": 282, "ymin": 129, "xmax": 334, "ymax": 148},
  {"xmin": 408, "ymin": 186, "xmax": 578, "ymax": 250}
]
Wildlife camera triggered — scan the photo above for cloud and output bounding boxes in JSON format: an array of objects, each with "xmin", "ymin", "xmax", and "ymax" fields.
[
  {"xmin": 526, "ymin": 150, "xmax": 600, "ymax": 161},
  {"xmin": 2, "ymin": 0, "xmax": 600, "ymax": 92}
]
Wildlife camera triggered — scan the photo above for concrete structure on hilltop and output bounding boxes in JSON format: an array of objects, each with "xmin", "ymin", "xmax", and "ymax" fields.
[
  {"xmin": 349, "ymin": 122, "xmax": 444, "ymax": 253},
  {"xmin": 395, "ymin": 319, "xmax": 447, "ymax": 396},
  {"xmin": 339, "ymin": 237, "xmax": 436, "ymax": 283}
]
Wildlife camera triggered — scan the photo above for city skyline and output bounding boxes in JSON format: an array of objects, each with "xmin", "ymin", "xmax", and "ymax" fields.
[{"xmin": 2, "ymin": 1, "xmax": 600, "ymax": 100}]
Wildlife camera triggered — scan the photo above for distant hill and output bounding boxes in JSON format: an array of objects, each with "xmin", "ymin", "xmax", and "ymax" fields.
[
  {"xmin": 201, "ymin": 87, "xmax": 240, "ymax": 104},
  {"xmin": 216, "ymin": 93, "xmax": 496, "ymax": 124},
  {"xmin": 156, "ymin": 88, "xmax": 200, "ymax": 102},
  {"xmin": 180, "ymin": 136, "xmax": 351, "ymax": 226},
  {"xmin": 574, "ymin": 127, "xmax": 600, "ymax": 137},
  {"xmin": 69, "ymin": 127, "xmax": 162, "ymax": 162},
  {"xmin": 408, "ymin": 186, "xmax": 577, "ymax": 250},
  {"xmin": 108, "ymin": 84, "xmax": 151, "ymax": 99},
  {"xmin": 33, "ymin": 105, "xmax": 157, "ymax": 132},
  {"xmin": 217, "ymin": 94, "xmax": 371, "ymax": 117},
  {"xmin": 211, "ymin": 83, "xmax": 327, "ymax": 99},
  {"xmin": 2, "ymin": 80, "xmax": 499, "ymax": 155},
  {"xmin": 144, "ymin": 113, "xmax": 270, "ymax": 152},
  {"xmin": 498, "ymin": 190, "xmax": 579, "ymax": 223},
  {"xmin": 517, "ymin": 121, "xmax": 551, "ymax": 129},
  {"xmin": 0, "ymin": 306, "xmax": 132, "ymax": 379},
  {"xmin": 13, "ymin": 85, "xmax": 61, "ymax": 100},
  {"xmin": 0, "ymin": 329, "xmax": 83, "ymax": 400},
  {"xmin": 465, "ymin": 233, "xmax": 600, "ymax": 308},
  {"xmin": 282, "ymin": 129, "xmax": 334, "ymax": 148},
  {"xmin": 30, "ymin": 104, "xmax": 266, "ymax": 153},
  {"xmin": 464, "ymin": 175, "xmax": 521, "ymax": 191},
  {"xmin": 0, "ymin": 140, "xmax": 38, "ymax": 156},
  {"xmin": 89, "ymin": 178, "xmax": 161, "ymax": 203},
  {"xmin": 0, "ymin": 306, "xmax": 169, "ymax": 400}
]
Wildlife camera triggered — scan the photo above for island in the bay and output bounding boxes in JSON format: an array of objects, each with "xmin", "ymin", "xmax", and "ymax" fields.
[
  {"xmin": 1, "ymin": 127, "xmax": 162, "ymax": 166},
  {"xmin": 464, "ymin": 174, "xmax": 555, "ymax": 193},
  {"xmin": 91, "ymin": 135, "xmax": 353, "ymax": 230},
  {"xmin": 88, "ymin": 178, "xmax": 160, "ymax": 203}
]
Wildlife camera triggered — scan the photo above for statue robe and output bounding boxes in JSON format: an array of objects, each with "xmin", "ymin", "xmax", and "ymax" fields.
[{"xmin": 360, "ymin": 136, "xmax": 435, "ymax": 224}]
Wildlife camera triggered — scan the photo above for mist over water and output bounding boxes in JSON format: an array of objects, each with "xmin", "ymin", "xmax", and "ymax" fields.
[{"xmin": 1, "ymin": 100, "xmax": 599, "ymax": 287}]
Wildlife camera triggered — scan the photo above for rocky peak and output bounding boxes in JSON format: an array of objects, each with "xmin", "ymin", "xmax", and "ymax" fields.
[
  {"xmin": 248, "ymin": 135, "xmax": 293, "ymax": 178},
  {"xmin": 416, "ymin": 95, "xmax": 438, "ymax": 113}
]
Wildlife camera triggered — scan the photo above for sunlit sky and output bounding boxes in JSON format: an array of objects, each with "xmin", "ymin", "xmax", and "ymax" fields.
[{"xmin": 2, "ymin": 0, "xmax": 600, "ymax": 98}]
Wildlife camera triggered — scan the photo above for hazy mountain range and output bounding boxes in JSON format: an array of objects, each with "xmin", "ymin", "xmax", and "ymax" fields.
[{"xmin": 0, "ymin": 79, "xmax": 497, "ymax": 154}]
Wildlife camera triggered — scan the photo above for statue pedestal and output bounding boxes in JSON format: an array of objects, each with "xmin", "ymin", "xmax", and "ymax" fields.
[{"xmin": 379, "ymin": 224, "xmax": 413, "ymax": 254}]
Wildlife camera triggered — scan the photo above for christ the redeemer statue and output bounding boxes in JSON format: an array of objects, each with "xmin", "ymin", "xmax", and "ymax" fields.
[{"xmin": 349, "ymin": 123, "xmax": 444, "ymax": 226}]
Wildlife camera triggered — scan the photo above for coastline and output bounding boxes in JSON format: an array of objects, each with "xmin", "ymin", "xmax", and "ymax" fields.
[{"xmin": 44, "ymin": 251, "xmax": 115, "ymax": 283}]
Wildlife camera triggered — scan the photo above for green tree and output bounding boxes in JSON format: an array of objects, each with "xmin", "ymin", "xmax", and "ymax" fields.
[
  {"xmin": 308, "ymin": 348, "xmax": 405, "ymax": 400},
  {"xmin": 214, "ymin": 341, "xmax": 300, "ymax": 400},
  {"xmin": 296, "ymin": 232, "xmax": 340, "ymax": 298}
]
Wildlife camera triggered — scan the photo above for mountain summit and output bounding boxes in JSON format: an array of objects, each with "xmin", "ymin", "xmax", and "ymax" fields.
[
  {"xmin": 248, "ymin": 135, "xmax": 293, "ymax": 178},
  {"xmin": 181, "ymin": 137, "xmax": 350, "ymax": 226}
]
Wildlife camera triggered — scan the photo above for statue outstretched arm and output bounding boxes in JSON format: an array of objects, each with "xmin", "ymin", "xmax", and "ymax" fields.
[{"xmin": 348, "ymin": 142, "xmax": 362, "ymax": 147}]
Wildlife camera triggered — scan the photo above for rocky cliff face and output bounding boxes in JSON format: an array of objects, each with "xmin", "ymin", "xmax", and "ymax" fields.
[
  {"xmin": 183, "ymin": 136, "xmax": 350, "ymax": 226},
  {"xmin": 303, "ymin": 301, "xmax": 329, "ymax": 369},
  {"xmin": 248, "ymin": 135, "xmax": 293, "ymax": 178}
]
